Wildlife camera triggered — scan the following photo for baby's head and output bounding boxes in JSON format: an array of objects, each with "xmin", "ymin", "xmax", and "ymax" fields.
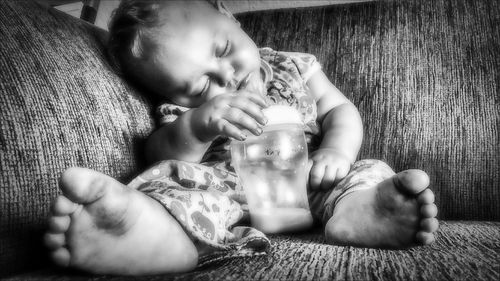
[{"xmin": 109, "ymin": 0, "xmax": 262, "ymax": 107}]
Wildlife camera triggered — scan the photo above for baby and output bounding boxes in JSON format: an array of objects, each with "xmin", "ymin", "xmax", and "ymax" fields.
[{"xmin": 44, "ymin": 0, "xmax": 439, "ymax": 275}]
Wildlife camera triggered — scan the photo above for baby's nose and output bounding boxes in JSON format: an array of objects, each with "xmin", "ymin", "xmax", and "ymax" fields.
[{"xmin": 216, "ymin": 62, "xmax": 236, "ymax": 87}]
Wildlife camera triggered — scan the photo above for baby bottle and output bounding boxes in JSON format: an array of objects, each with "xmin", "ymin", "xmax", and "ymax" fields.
[{"xmin": 231, "ymin": 105, "xmax": 313, "ymax": 234}]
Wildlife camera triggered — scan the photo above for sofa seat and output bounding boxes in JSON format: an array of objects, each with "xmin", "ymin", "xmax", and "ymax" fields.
[{"xmin": 6, "ymin": 221, "xmax": 499, "ymax": 280}]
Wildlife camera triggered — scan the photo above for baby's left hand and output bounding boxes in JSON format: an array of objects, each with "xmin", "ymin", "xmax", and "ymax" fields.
[{"xmin": 308, "ymin": 148, "xmax": 352, "ymax": 190}]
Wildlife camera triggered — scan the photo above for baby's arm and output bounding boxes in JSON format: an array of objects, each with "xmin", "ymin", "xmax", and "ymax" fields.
[
  {"xmin": 146, "ymin": 108, "xmax": 211, "ymax": 164},
  {"xmin": 307, "ymin": 70, "xmax": 363, "ymax": 190},
  {"xmin": 146, "ymin": 91, "xmax": 267, "ymax": 164}
]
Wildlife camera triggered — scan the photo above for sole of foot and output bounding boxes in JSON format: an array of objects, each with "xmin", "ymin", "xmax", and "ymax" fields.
[
  {"xmin": 44, "ymin": 167, "xmax": 198, "ymax": 275},
  {"xmin": 325, "ymin": 169, "xmax": 438, "ymax": 248}
]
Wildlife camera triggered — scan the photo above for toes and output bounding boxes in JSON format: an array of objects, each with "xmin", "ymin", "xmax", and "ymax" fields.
[
  {"xmin": 44, "ymin": 233, "xmax": 66, "ymax": 250},
  {"xmin": 394, "ymin": 169, "xmax": 430, "ymax": 195},
  {"xmin": 420, "ymin": 217, "xmax": 439, "ymax": 232},
  {"xmin": 416, "ymin": 231, "xmax": 435, "ymax": 245},
  {"xmin": 51, "ymin": 195, "xmax": 78, "ymax": 216},
  {"xmin": 59, "ymin": 167, "xmax": 112, "ymax": 204},
  {"xmin": 48, "ymin": 215, "xmax": 71, "ymax": 233},
  {"xmin": 417, "ymin": 189, "xmax": 435, "ymax": 204},
  {"xmin": 420, "ymin": 203, "xmax": 438, "ymax": 218},
  {"xmin": 50, "ymin": 247, "xmax": 71, "ymax": 267}
]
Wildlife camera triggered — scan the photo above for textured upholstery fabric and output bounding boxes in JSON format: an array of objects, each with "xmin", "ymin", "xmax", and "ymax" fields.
[
  {"xmin": 7, "ymin": 221, "xmax": 500, "ymax": 281},
  {"xmin": 0, "ymin": 0, "xmax": 499, "ymax": 278},
  {"xmin": 0, "ymin": 1, "xmax": 155, "ymax": 276},
  {"xmin": 238, "ymin": 0, "xmax": 500, "ymax": 221}
]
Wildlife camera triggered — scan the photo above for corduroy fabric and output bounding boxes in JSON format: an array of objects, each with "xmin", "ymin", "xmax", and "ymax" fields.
[
  {"xmin": 238, "ymin": 0, "xmax": 500, "ymax": 221},
  {"xmin": 6, "ymin": 221, "xmax": 500, "ymax": 281},
  {"xmin": 0, "ymin": 1, "xmax": 155, "ymax": 277}
]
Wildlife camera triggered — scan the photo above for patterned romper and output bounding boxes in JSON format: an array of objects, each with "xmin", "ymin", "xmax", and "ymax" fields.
[{"xmin": 127, "ymin": 48, "xmax": 395, "ymax": 266}]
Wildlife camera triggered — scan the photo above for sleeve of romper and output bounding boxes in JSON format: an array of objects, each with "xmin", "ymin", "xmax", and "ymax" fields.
[
  {"xmin": 156, "ymin": 102, "xmax": 190, "ymax": 126},
  {"xmin": 278, "ymin": 51, "xmax": 322, "ymax": 83}
]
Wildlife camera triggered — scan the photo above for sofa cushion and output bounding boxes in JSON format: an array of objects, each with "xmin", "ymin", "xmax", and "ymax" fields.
[
  {"xmin": 6, "ymin": 221, "xmax": 500, "ymax": 280},
  {"xmin": 237, "ymin": 0, "xmax": 500, "ymax": 221},
  {"xmin": 0, "ymin": 1, "xmax": 155, "ymax": 276}
]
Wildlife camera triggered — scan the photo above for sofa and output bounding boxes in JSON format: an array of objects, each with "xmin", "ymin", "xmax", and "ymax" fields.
[{"xmin": 1, "ymin": 0, "xmax": 498, "ymax": 280}]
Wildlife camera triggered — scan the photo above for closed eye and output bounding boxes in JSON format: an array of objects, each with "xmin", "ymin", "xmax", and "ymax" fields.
[
  {"xmin": 218, "ymin": 39, "xmax": 231, "ymax": 57},
  {"xmin": 197, "ymin": 78, "xmax": 210, "ymax": 97}
]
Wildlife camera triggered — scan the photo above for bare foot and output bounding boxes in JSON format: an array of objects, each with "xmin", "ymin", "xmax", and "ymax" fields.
[
  {"xmin": 325, "ymin": 169, "xmax": 438, "ymax": 248},
  {"xmin": 44, "ymin": 167, "xmax": 198, "ymax": 275}
]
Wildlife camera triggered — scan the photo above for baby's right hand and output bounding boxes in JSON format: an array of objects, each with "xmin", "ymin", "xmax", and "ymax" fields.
[{"xmin": 191, "ymin": 90, "xmax": 268, "ymax": 142}]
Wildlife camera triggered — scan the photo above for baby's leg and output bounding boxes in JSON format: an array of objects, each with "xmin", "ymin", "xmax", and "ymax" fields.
[
  {"xmin": 44, "ymin": 167, "xmax": 198, "ymax": 275},
  {"xmin": 322, "ymin": 160, "xmax": 438, "ymax": 248}
]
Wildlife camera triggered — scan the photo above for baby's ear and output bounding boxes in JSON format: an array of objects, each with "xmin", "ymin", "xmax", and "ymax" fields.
[{"xmin": 214, "ymin": 0, "xmax": 240, "ymax": 27}]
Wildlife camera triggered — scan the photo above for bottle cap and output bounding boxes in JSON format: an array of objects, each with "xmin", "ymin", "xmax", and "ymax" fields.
[{"xmin": 263, "ymin": 105, "xmax": 302, "ymax": 126}]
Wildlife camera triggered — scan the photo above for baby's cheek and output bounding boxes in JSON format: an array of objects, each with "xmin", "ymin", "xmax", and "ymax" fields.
[{"xmin": 235, "ymin": 40, "xmax": 261, "ymax": 71}]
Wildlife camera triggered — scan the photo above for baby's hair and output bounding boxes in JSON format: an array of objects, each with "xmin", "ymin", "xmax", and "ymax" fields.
[
  {"xmin": 107, "ymin": 1, "xmax": 221, "ymax": 81},
  {"xmin": 107, "ymin": 0, "xmax": 166, "ymax": 76}
]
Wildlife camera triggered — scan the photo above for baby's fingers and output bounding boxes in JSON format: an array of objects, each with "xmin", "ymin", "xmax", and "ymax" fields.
[
  {"xmin": 214, "ymin": 119, "xmax": 247, "ymax": 141},
  {"xmin": 224, "ymin": 108, "xmax": 263, "ymax": 136},
  {"xmin": 238, "ymin": 90, "xmax": 268, "ymax": 108},
  {"xmin": 309, "ymin": 161, "xmax": 326, "ymax": 190},
  {"xmin": 229, "ymin": 97, "xmax": 268, "ymax": 126},
  {"xmin": 320, "ymin": 165, "xmax": 338, "ymax": 190},
  {"xmin": 333, "ymin": 164, "xmax": 350, "ymax": 185}
]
